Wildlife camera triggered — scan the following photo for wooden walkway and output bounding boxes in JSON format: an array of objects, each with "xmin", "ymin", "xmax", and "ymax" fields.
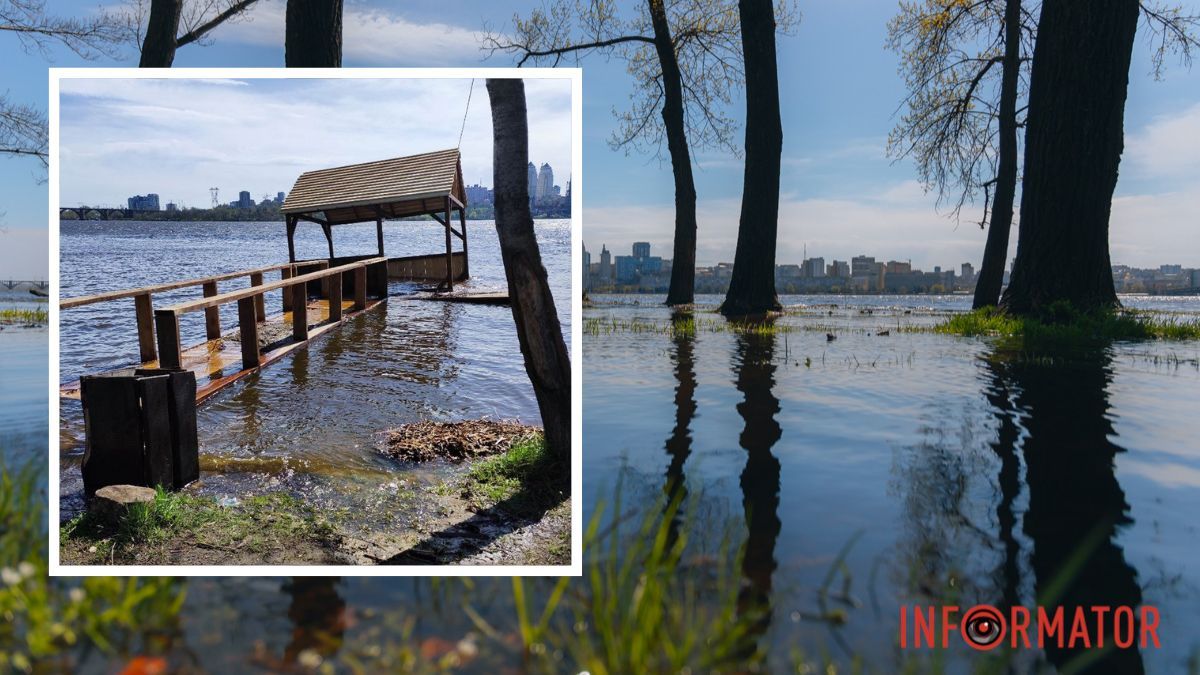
[
  {"xmin": 61, "ymin": 258, "xmax": 390, "ymax": 405},
  {"xmin": 416, "ymin": 291, "xmax": 510, "ymax": 305},
  {"xmin": 60, "ymin": 297, "xmax": 384, "ymax": 403}
]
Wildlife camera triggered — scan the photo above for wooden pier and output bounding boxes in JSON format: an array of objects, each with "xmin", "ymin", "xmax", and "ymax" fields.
[
  {"xmin": 61, "ymin": 258, "xmax": 389, "ymax": 403},
  {"xmin": 61, "ymin": 148, "xmax": 479, "ymax": 406}
]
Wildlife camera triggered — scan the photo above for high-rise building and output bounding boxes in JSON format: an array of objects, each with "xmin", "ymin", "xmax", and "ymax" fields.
[
  {"xmin": 583, "ymin": 244, "xmax": 591, "ymax": 291},
  {"xmin": 165, "ymin": 202, "xmax": 178, "ymax": 212},
  {"xmin": 886, "ymin": 260, "xmax": 911, "ymax": 274},
  {"xmin": 276, "ymin": 191, "xmax": 286, "ymax": 203},
  {"xmin": 238, "ymin": 190, "xmax": 253, "ymax": 208},
  {"xmin": 960, "ymin": 262, "xmax": 975, "ymax": 283},
  {"xmin": 632, "ymin": 242, "xmax": 651, "ymax": 258},
  {"xmin": 465, "ymin": 183, "xmax": 493, "ymax": 205},
  {"xmin": 830, "ymin": 260, "xmax": 851, "ymax": 278},
  {"xmin": 537, "ymin": 163, "xmax": 554, "ymax": 202},
  {"xmin": 127, "ymin": 193, "xmax": 160, "ymax": 210},
  {"xmin": 851, "ymin": 255, "xmax": 876, "ymax": 277},
  {"xmin": 599, "ymin": 244, "xmax": 612, "ymax": 280},
  {"xmin": 803, "ymin": 257, "xmax": 825, "ymax": 278},
  {"xmin": 527, "ymin": 162, "xmax": 538, "ymax": 192}
]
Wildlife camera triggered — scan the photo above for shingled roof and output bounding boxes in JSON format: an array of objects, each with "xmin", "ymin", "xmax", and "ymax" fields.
[{"xmin": 281, "ymin": 148, "xmax": 466, "ymax": 225}]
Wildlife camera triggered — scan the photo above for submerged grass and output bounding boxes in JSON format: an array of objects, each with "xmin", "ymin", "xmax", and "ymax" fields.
[
  {"xmin": 931, "ymin": 304, "xmax": 1200, "ymax": 342},
  {"xmin": 0, "ymin": 308, "xmax": 47, "ymax": 325}
]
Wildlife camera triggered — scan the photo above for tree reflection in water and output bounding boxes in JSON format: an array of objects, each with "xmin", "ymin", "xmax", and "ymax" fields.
[
  {"xmin": 993, "ymin": 345, "xmax": 1145, "ymax": 674},
  {"xmin": 663, "ymin": 310, "xmax": 697, "ymax": 545},
  {"xmin": 731, "ymin": 322, "xmax": 783, "ymax": 657}
]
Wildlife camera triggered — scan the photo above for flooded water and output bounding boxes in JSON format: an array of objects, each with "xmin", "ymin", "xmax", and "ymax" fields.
[
  {"xmin": 58, "ymin": 220, "xmax": 571, "ymax": 529},
  {"xmin": 583, "ymin": 293, "xmax": 1200, "ymax": 672},
  {"xmin": 0, "ymin": 290, "xmax": 48, "ymax": 465}
]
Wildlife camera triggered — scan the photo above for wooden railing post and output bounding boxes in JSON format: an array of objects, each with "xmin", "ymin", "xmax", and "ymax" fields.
[
  {"xmin": 328, "ymin": 269, "xmax": 343, "ymax": 322},
  {"xmin": 237, "ymin": 297, "xmax": 260, "ymax": 368},
  {"xmin": 281, "ymin": 266, "xmax": 293, "ymax": 312},
  {"xmin": 292, "ymin": 283, "xmax": 309, "ymax": 341},
  {"xmin": 134, "ymin": 293, "xmax": 157, "ymax": 363},
  {"xmin": 250, "ymin": 272, "xmax": 266, "ymax": 322},
  {"xmin": 353, "ymin": 266, "xmax": 367, "ymax": 309},
  {"xmin": 202, "ymin": 281, "xmax": 221, "ymax": 339},
  {"xmin": 154, "ymin": 309, "xmax": 182, "ymax": 369}
]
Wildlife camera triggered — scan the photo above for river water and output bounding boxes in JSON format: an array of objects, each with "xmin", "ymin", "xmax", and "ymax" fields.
[
  {"xmin": 584, "ymin": 292, "xmax": 1200, "ymax": 672},
  {"xmin": 0, "ymin": 290, "xmax": 48, "ymax": 465},
  {"xmin": 58, "ymin": 220, "xmax": 571, "ymax": 531}
]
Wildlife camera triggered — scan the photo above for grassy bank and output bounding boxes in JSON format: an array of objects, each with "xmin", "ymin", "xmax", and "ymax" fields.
[
  {"xmin": 934, "ymin": 305, "xmax": 1200, "ymax": 341},
  {"xmin": 60, "ymin": 489, "xmax": 340, "ymax": 566}
]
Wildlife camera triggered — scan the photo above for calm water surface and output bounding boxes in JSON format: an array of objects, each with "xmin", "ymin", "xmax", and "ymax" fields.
[
  {"xmin": 0, "ymin": 290, "xmax": 48, "ymax": 464},
  {"xmin": 583, "ymin": 292, "xmax": 1200, "ymax": 672}
]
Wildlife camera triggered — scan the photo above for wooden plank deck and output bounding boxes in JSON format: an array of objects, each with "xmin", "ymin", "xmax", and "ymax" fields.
[
  {"xmin": 415, "ymin": 292, "xmax": 510, "ymax": 305},
  {"xmin": 60, "ymin": 296, "xmax": 385, "ymax": 404}
]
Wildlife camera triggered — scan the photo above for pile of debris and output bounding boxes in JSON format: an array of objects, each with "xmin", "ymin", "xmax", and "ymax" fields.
[{"xmin": 381, "ymin": 420, "xmax": 540, "ymax": 462}]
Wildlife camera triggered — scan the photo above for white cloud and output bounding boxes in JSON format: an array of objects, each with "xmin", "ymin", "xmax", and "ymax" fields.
[
  {"xmin": 1125, "ymin": 101, "xmax": 1200, "ymax": 178},
  {"xmin": 59, "ymin": 77, "xmax": 572, "ymax": 210},
  {"xmin": 214, "ymin": 1, "xmax": 489, "ymax": 66}
]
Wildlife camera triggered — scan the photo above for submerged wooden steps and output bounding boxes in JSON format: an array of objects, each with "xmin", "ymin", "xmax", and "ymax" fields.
[
  {"xmin": 415, "ymin": 291, "xmax": 510, "ymax": 305},
  {"xmin": 60, "ymin": 296, "xmax": 385, "ymax": 404}
]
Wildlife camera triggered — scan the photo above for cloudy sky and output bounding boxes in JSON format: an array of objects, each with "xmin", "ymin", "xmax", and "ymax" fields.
[
  {"xmin": 2, "ymin": 0, "xmax": 1198, "ymax": 278},
  {"xmin": 58, "ymin": 76, "xmax": 573, "ymax": 210}
]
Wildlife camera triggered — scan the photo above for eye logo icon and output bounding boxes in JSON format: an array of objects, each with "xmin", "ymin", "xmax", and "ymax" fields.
[{"xmin": 962, "ymin": 605, "xmax": 1006, "ymax": 650}]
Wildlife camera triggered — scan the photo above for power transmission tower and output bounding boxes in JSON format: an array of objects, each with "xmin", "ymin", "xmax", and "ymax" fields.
[{"xmin": 210, "ymin": 187, "xmax": 219, "ymax": 208}]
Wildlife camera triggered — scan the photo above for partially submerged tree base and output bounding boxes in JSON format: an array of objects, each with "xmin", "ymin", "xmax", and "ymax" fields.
[{"xmin": 936, "ymin": 304, "xmax": 1200, "ymax": 342}]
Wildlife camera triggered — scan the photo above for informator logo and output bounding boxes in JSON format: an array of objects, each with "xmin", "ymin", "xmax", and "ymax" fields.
[{"xmin": 898, "ymin": 604, "xmax": 1161, "ymax": 651}]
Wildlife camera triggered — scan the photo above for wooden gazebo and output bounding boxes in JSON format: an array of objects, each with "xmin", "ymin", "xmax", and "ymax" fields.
[{"xmin": 280, "ymin": 148, "xmax": 469, "ymax": 291}]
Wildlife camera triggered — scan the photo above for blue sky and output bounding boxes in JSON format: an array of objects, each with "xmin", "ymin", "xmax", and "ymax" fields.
[{"xmin": 2, "ymin": 0, "xmax": 1199, "ymax": 278}]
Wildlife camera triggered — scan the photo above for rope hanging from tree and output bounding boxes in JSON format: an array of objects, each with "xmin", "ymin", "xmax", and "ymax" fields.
[{"xmin": 457, "ymin": 79, "xmax": 475, "ymax": 149}]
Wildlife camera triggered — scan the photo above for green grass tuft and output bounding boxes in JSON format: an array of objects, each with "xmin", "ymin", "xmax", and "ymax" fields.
[
  {"xmin": 933, "ymin": 304, "xmax": 1200, "ymax": 342},
  {"xmin": 457, "ymin": 434, "xmax": 568, "ymax": 518}
]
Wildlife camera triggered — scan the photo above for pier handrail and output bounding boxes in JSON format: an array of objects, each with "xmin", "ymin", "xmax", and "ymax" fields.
[
  {"xmin": 58, "ymin": 260, "xmax": 331, "ymax": 364},
  {"xmin": 154, "ymin": 256, "xmax": 388, "ymax": 371},
  {"xmin": 160, "ymin": 257, "xmax": 385, "ymax": 315},
  {"xmin": 59, "ymin": 263, "xmax": 295, "ymax": 309}
]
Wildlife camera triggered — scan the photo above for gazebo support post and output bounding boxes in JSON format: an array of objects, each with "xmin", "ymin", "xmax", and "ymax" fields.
[
  {"xmin": 459, "ymin": 206, "xmax": 469, "ymax": 279},
  {"xmin": 444, "ymin": 197, "xmax": 453, "ymax": 292},
  {"xmin": 286, "ymin": 216, "xmax": 297, "ymax": 263},
  {"xmin": 375, "ymin": 215, "xmax": 384, "ymax": 256},
  {"xmin": 322, "ymin": 222, "xmax": 334, "ymax": 259}
]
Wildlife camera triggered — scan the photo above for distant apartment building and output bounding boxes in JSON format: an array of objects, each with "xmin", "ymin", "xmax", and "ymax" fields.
[
  {"xmin": 276, "ymin": 192, "xmax": 286, "ymax": 203},
  {"xmin": 127, "ymin": 193, "xmax": 160, "ymax": 210},
  {"xmin": 465, "ymin": 183, "xmax": 494, "ymax": 205},
  {"xmin": 599, "ymin": 245, "xmax": 612, "ymax": 281},
  {"xmin": 960, "ymin": 262, "xmax": 975, "ymax": 284},
  {"xmin": 583, "ymin": 244, "xmax": 592, "ymax": 292},
  {"xmin": 829, "ymin": 260, "xmax": 851, "ymax": 278},
  {"xmin": 613, "ymin": 242, "xmax": 664, "ymax": 283},
  {"xmin": 885, "ymin": 260, "xmax": 911, "ymax": 274},
  {"xmin": 237, "ymin": 190, "xmax": 254, "ymax": 208},
  {"xmin": 803, "ymin": 257, "xmax": 825, "ymax": 278},
  {"xmin": 537, "ymin": 163, "xmax": 554, "ymax": 203},
  {"xmin": 633, "ymin": 242, "xmax": 651, "ymax": 259},
  {"xmin": 851, "ymin": 255, "xmax": 876, "ymax": 278},
  {"xmin": 165, "ymin": 202, "xmax": 178, "ymax": 212}
]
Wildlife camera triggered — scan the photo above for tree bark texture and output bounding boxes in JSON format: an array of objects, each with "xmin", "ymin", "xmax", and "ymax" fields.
[
  {"xmin": 285, "ymin": 0, "xmax": 343, "ymax": 67},
  {"xmin": 139, "ymin": 0, "xmax": 181, "ymax": 67},
  {"xmin": 722, "ymin": 0, "xmax": 783, "ymax": 317},
  {"xmin": 486, "ymin": 79, "xmax": 573, "ymax": 459},
  {"xmin": 1000, "ymin": 0, "xmax": 1138, "ymax": 314}
]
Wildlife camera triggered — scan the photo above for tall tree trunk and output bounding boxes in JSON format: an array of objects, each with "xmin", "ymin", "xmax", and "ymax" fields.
[
  {"xmin": 1000, "ymin": 0, "xmax": 1138, "ymax": 314},
  {"xmin": 139, "ymin": 0, "xmax": 181, "ymax": 67},
  {"xmin": 285, "ymin": 0, "xmax": 343, "ymax": 67},
  {"xmin": 721, "ymin": 0, "xmax": 783, "ymax": 317},
  {"xmin": 972, "ymin": 0, "xmax": 1021, "ymax": 309},
  {"xmin": 648, "ymin": 0, "xmax": 698, "ymax": 307},
  {"xmin": 486, "ymin": 79, "xmax": 573, "ymax": 459}
]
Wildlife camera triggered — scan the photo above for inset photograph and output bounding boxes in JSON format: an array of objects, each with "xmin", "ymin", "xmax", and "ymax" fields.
[{"xmin": 52, "ymin": 70, "xmax": 578, "ymax": 573}]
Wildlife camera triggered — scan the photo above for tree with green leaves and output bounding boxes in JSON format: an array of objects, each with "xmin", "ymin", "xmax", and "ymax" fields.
[{"xmin": 485, "ymin": 0, "xmax": 795, "ymax": 306}]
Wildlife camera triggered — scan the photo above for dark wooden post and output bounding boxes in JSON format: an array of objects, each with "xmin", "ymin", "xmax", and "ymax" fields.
[
  {"xmin": 281, "ymin": 266, "xmax": 294, "ymax": 312},
  {"xmin": 202, "ymin": 281, "xmax": 221, "ymax": 340},
  {"xmin": 286, "ymin": 216, "xmax": 297, "ymax": 263},
  {"xmin": 328, "ymin": 269, "xmax": 343, "ymax": 322},
  {"xmin": 237, "ymin": 297, "xmax": 260, "ymax": 368},
  {"xmin": 322, "ymin": 222, "xmax": 334, "ymax": 259},
  {"xmin": 459, "ymin": 207, "xmax": 469, "ymax": 279},
  {"xmin": 154, "ymin": 309, "xmax": 183, "ymax": 370},
  {"xmin": 444, "ymin": 197, "xmax": 453, "ymax": 292},
  {"xmin": 250, "ymin": 271, "xmax": 266, "ymax": 322},
  {"xmin": 134, "ymin": 293, "xmax": 157, "ymax": 363},
  {"xmin": 292, "ymin": 283, "xmax": 309, "ymax": 341},
  {"xmin": 353, "ymin": 266, "xmax": 367, "ymax": 309},
  {"xmin": 376, "ymin": 217, "xmax": 384, "ymax": 256}
]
